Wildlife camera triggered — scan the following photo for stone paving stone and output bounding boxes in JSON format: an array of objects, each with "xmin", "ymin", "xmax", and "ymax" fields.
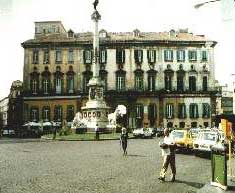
[{"xmin": 0, "ymin": 138, "xmax": 212, "ymax": 193}]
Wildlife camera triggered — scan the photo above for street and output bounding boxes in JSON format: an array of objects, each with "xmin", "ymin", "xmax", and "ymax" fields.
[{"xmin": 0, "ymin": 138, "xmax": 211, "ymax": 193}]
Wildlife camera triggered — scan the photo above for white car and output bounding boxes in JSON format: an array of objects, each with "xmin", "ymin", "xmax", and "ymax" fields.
[
  {"xmin": 133, "ymin": 128, "xmax": 154, "ymax": 138},
  {"xmin": 193, "ymin": 131, "xmax": 222, "ymax": 155},
  {"xmin": 133, "ymin": 128, "xmax": 144, "ymax": 138}
]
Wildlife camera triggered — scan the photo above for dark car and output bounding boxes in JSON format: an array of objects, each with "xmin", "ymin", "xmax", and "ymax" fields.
[{"xmin": 155, "ymin": 128, "xmax": 164, "ymax": 137}]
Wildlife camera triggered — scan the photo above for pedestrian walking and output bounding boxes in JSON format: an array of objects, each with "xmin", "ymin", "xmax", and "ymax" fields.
[
  {"xmin": 158, "ymin": 128, "xmax": 176, "ymax": 182},
  {"xmin": 95, "ymin": 124, "xmax": 99, "ymax": 140},
  {"xmin": 120, "ymin": 127, "xmax": 128, "ymax": 155}
]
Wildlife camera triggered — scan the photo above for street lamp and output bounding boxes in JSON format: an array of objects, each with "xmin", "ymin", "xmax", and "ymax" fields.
[{"xmin": 194, "ymin": 0, "xmax": 220, "ymax": 9}]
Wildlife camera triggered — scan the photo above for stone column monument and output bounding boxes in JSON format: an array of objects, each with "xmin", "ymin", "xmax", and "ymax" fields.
[{"xmin": 80, "ymin": 0, "xmax": 110, "ymax": 132}]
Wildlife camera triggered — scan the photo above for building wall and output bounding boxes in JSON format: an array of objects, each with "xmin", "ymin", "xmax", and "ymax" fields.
[
  {"xmin": 21, "ymin": 21, "xmax": 219, "ymax": 129},
  {"xmin": 0, "ymin": 97, "xmax": 9, "ymax": 128}
]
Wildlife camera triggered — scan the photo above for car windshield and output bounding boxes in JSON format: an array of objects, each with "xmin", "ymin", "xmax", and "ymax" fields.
[
  {"xmin": 172, "ymin": 131, "xmax": 184, "ymax": 139},
  {"xmin": 199, "ymin": 132, "xmax": 217, "ymax": 141}
]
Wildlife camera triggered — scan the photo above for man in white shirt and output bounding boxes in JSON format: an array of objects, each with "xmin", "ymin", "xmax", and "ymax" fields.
[{"xmin": 158, "ymin": 128, "xmax": 176, "ymax": 182}]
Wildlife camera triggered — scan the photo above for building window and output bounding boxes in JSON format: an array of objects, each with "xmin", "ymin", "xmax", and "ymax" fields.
[
  {"xmin": 30, "ymin": 107, "xmax": 39, "ymax": 122},
  {"xmin": 42, "ymin": 106, "xmax": 50, "ymax": 122},
  {"xmin": 204, "ymin": 122, "xmax": 209, "ymax": 128},
  {"xmin": 148, "ymin": 103, "xmax": 157, "ymax": 127},
  {"xmin": 134, "ymin": 71, "xmax": 144, "ymax": 91},
  {"xmin": 148, "ymin": 74, "xmax": 156, "ymax": 91},
  {"xmin": 83, "ymin": 50, "xmax": 92, "ymax": 64},
  {"xmin": 164, "ymin": 50, "xmax": 173, "ymax": 62},
  {"xmin": 31, "ymin": 78, "xmax": 38, "ymax": 95},
  {"xmin": 178, "ymin": 103, "xmax": 186, "ymax": 119},
  {"xmin": 179, "ymin": 122, "xmax": 185, "ymax": 128},
  {"xmin": 116, "ymin": 49, "xmax": 125, "ymax": 64},
  {"xmin": 202, "ymin": 103, "xmax": 210, "ymax": 118},
  {"xmin": 68, "ymin": 48, "xmax": 74, "ymax": 64},
  {"xmin": 188, "ymin": 50, "xmax": 197, "ymax": 61},
  {"xmin": 54, "ymin": 106, "xmax": 63, "ymax": 122},
  {"xmin": 135, "ymin": 104, "xmax": 144, "ymax": 128},
  {"xmin": 177, "ymin": 75, "xmax": 184, "ymax": 92},
  {"xmin": 134, "ymin": 50, "xmax": 143, "ymax": 64},
  {"xmin": 83, "ymin": 71, "xmax": 92, "ymax": 92},
  {"xmin": 55, "ymin": 76, "xmax": 62, "ymax": 94},
  {"xmin": 67, "ymin": 75, "xmax": 74, "ymax": 94},
  {"xmin": 202, "ymin": 76, "xmax": 208, "ymax": 91},
  {"xmin": 166, "ymin": 103, "xmax": 174, "ymax": 119},
  {"xmin": 116, "ymin": 72, "xmax": 126, "ymax": 91},
  {"xmin": 177, "ymin": 50, "xmax": 185, "ymax": 62},
  {"xmin": 189, "ymin": 103, "xmax": 199, "ymax": 119},
  {"xmin": 191, "ymin": 122, "xmax": 198, "ymax": 128},
  {"xmin": 43, "ymin": 49, "xmax": 49, "ymax": 64},
  {"xmin": 147, "ymin": 50, "xmax": 156, "ymax": 63},
  {"xmin": 55, "ymin": 49, "xmax": 62, "ymax": 64},
  {"xmin": 42, "ymin": 78, "xmax": 50, "ymax": 95},
  {"xmin": 165, "ymin": 74, "xmax": 172, "ymax": 91},
  {"xmin": 99, "ymin": 49, "xmax": 107, "ymax": 64},
  {"xmin": 67, "ymin": 105, "xmax": 74, "ymax": 122},
  {"xmin": 189, "ymin": 76, "xmax": 196, "ymax": 92},
  {"xmin": 32, "ymin": 50, "xmax": 39, "ymax": 64},
  {"xmin": 201, "ymin": 50, "xmax": 208, "ymax": 62}
]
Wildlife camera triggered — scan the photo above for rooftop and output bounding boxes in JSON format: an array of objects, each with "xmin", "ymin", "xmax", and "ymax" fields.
[{"xmin": 22, "ymin": 21, "xmax": 217, "ymax": 47}]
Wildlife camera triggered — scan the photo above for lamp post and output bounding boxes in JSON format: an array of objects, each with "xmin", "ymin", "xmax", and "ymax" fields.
[{"xmin": 194, "ymin": 0, "xmax": 220, "ymax": 9}]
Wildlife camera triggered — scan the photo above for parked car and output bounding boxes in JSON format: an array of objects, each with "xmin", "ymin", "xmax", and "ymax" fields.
[
  {"xmin": 193, "ymin": 131, "xmax": 222, "ymax": 156},
  {"xmin": 133, "ymin": 128, "xmax": 144, "ymax": 138},
  {"xmin": 171, "ymin": 130, "xmax": 194, "ymax": 150},
  {"xmin": 2, "ymin": 129, "xmax": 15, "ymax": 137},
  {"xmin": 143, "ymin": 128, "xmax": 154, "ymax": 138},
  {"xmin": 155, "ymin": 128, "xmax": 164, "ymax": 137},
  {"xmin": 133, "ymin": 128, "xmax": 154, "ymax": 138},
  {"xmin": 189, "ymin": 128, "xmax": 200, "ymax": 139}
]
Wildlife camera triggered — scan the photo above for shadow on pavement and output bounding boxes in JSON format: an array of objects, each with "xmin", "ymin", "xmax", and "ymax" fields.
[
  {"xmin": 127, "ymin": 154, "xmax": 147, "ymax": 157},
  {"xmin": 175, "ymin": 179, "xmax": 205, "ymax": 189},
  {"xmin": 0, "ymin": 138, "xmax": 48, "ymax": 144}
]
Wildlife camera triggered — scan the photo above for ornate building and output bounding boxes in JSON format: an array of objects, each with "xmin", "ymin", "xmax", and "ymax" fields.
[
  {"xmin": 22, "ymin": 21, "xmax": 219, "ymax": 129},
  {"xmin": 7, "ymin": 80, "xmax": 23, "ymax": 134}
]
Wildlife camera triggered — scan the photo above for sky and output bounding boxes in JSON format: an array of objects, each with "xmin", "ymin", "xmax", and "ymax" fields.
[{"xmin": 0, "ymin": 0, "xmax": 235, "ymax": 99}]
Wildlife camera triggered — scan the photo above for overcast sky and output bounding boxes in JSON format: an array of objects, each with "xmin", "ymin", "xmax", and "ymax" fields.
[{"xmin": 0, "ymin": 0, "xmax": 235, "ymax": 99}]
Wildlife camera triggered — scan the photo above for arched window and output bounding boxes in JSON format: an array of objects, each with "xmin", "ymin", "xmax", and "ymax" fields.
[
  {"xmin": 147, "ymin": 69, "xmax": 157, "ymax": 91},
  {"xmin": 67, "ymin": 66, "xmax": 75, "ymax": 94},
  {"xmin": 54, "ymin": 105, "xmax": 63, "ymax": 122},
  {"xmin": 189, "ymin": 76, "xmax": 196, "ymax": 92},
  {"xmin": 134, "ymin": 69, "xmax": 144, "ymax": 91},
  {"xmin": 202, "ymin": 76, "xmax": 208, "ymax": 91}
]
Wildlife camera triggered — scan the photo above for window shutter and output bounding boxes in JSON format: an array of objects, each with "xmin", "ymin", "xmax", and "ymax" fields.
[
  {"xmin": 189, "ymin": 105, "xmax": 192, "ymax": 118},
  {"xmin": 116, "ymin": 49, "xmax": 119, "ymax": 64},
  {"xmin": 171, "ymin": 50, "xmax": 173, "ymax": 61},
  {"xmin": 147, "ymin": 50, "xmax": 150, "ymax": 62},
  {"xmin": 172, "ymin": 104, "xmax": 174, "ymax": 118},
  {"xmin": 165, "ymin": 105, "xmax": 168, "ymax": 118},
  {"xmin": 196, "ymin": 104, "xmax": 199, "ymax": 118},
  {"xmin": 164, "ymin": 50, "xmax": 167, "ymax": 61},
  {"xmin": 48, "ymin": 107, "xmax": 51, "ymax": 121},
  {"xmin": 134, "ymin": 50, "xmax": 138, "ymax": 63},
  {"xmin": 36, "ymin": 108, "xmax": 39, "ymax": 121},
  {"xmin": 178, "ymin": 104, "xmax": 181, "ymax": 118},
  {"xmin": 83, "ymin": 50, "xmax": 86, "ymax": 63},
  {"xmin": 177, "ymin": 50, "xmax": 179, "ymax": 61},
  {"xmin": 141, "ymin": 50, "xmax": 143, "ymax": 63},
  {"xmin": 54, "ymin": 106, "xmax": 57, "ymax": 121},
  {"xmin": 30, "ymin": 79, "xmax": 33, "ymax": 93},
  {"xmin": 105, "ymin": 50, "xmax": 107, "ymax": 64},
  {"xmin": 140, "ymin": 105, "xmax": 144, "ymax": 119},
  {"xmin": 154, "ymin": 50, "xmax": 156, "ymax": 63},
  {"xmin": 122, "ymin": 50, "xmax": 125, "ymax": 64}
]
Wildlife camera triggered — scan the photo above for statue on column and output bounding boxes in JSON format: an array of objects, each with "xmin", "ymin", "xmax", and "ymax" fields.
[{"xmin": 93, "ymin": 0, "xmax": 99, "ymax": 10}]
